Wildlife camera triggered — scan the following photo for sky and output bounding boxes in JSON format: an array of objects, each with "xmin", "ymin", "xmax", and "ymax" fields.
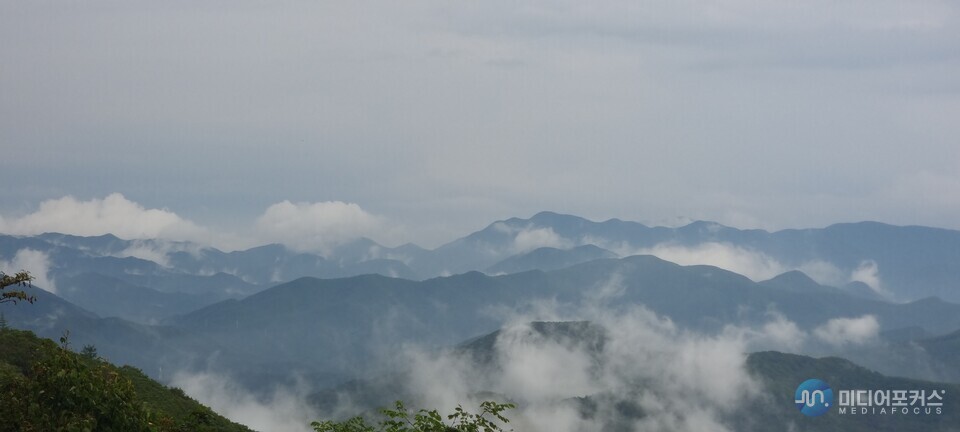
[{"xmin": 2, "ymin": 1, "xmax": 959, "ymax": 249}]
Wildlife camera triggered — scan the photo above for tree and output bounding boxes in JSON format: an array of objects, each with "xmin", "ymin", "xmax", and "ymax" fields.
[
  {"xmin": 0, "ymin": 271, "xmax": 35, "ymax": 305},
  {"xmin": 0, "ymin": 333, "xmax": 158, "ymax": 431},
  {"xmin": 311, "ymin": 400, "xmax": 516, "ymax": 432},
  {"xmin": 81, "ymin": 344, "xmax": 99, "ymax": 360}
]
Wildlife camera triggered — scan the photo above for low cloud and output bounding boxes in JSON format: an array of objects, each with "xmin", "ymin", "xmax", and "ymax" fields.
[
  {"xmin": 793, "ymin": 260, "xmax": 848, "ymax": 288},
  {"xmin": 115, "ymin": 239, "xmax": 207, "ymax": 268},
  {"xmin": 0, "ymin": 194, "xmax": 396, "ymax": 254},
  {"xmin": 512, "ymin": 227, "xmax": 572, "ymax": 254},
  {"xmin": 0, "ymin": 248, "xmax": 56, "ymax": 294},
  {"xmin": 849, "ymin": 260, "xmax": 891, "ymax": 299},
  {"xmin": 613, "ymin": 241, "xmax": 884, "ymax": 297},
  {"xmin": 331, "ymin": 275, "xmax": 885, "ymax": 431},
  {"xmin": 116, "ymin": 244, "xmax": 174, "ymax": 268},
  {"xmin": 0, "ymin": 194, "xmax": 208, "ymax": 242},
  {"xmin": 631, "ymin": 242, "xmax": 787, "ymax": 282},
  {"xmin": 488, "ymin": 222, "xmax": 573, "ymax": 255},
  {"xmin": 724, "ymin": 311, "xmax": 808, "ymax": 353},
  {"xmin": 254, "ymin": 200, "xmax": 399, "ymax": 254},
  {"xmin": 813, "ymin": 315, "xmax": 880, "ymax": 347},
  {"xmin": 185, "ymin": 273, "xmax": 887, "ymax": 431},
  {"xmin": 170, "ymin": 371, "xmax": 318, "ymax": 432},
  {"xmin": 383, "ymin": 301, "xmax": 785, "ymax": 432}
]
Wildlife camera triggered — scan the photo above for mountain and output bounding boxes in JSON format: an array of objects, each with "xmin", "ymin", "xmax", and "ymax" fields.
[
  {"xmin": 1, "ymin": 233, "xmax": 418, "ymax": 322},
  {"xmin": 485, "ymin": 245, "xmax": 617, "ymax": 275},
  {"xmin": 919, "ymin": 329, "xmax": 960, "ymax": 365},
  {"xmin": 759, "ymin": 270, "xmax": 847, "ymax": 296},
  {"xmin": 413, "ymin": 212, "xmax": 960, "ymax": 302},
  {"xmin": 169, "ymin": 255, "xmax": 960, "ymax": 387},
  {"xmin": 8, "ymin": 252, "xmax": 960, "ymax": 390},
  {"xmin": 57, "ymin": 273, "xmax": 229, "ymax": 324},
  {"xmin": 1, "ymin": 233, "xmax": 421, "ymax": 288},
  {"xmin": 2, "ymin": 285, "xmax": 230, "ymax": 382},
  {"xmin": 6, "ymin": 212, "xmax": 960, "ymax": 303}
]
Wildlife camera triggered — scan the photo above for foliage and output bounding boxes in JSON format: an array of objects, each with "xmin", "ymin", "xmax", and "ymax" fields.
[
  {"xmin": 312, "ymin": 400, "xmax": 516, "ymax": 432},
  {"xmin": 0, "ymin": 332, "xmax": 157, "ymax": 431},
  {"xmin": 0, "ymin": 271, "xmax": 35, "ymax": 305},
  {"xmin": 0, "ymin": 329, "xmax": 253, "ymax": 432},
  {"xmin": 118, "ymin": 365, "xmax": 253, "ymax": 432},
  {"xmin": 80, "ymin": 344, "xmax": 99, "ymax": 360}
]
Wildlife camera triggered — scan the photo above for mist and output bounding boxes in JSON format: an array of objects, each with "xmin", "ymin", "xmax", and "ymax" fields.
[
  {"xmin": 0, "ymin": 248, "xmax": 56, "ymax": 294},
  {"xmin": 171, "ymin": 371, "xmax": 319, "ymax": 432},
  {"xmin": 290, "ymin": 278, "xmax": 888, "ymax": 431}
]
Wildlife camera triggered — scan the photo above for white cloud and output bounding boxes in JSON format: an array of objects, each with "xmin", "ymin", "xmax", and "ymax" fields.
[
  {"xmin": 631, "ymin": 242, "xmax": 787, "ymax": 281},
  {"xmin": 794, "ymin": 260, "xmax": 847, "ymax": 288},
  {"xmin": 512, "ymin": 227, "xmax": 572, "ymax": 254},
  {"xmin": 170, "ymin": 371, "xmax": 317, "ymax": 432},
  {"xmin": 813, "ymin": 315, "xmax": 880, "ymax": 347},
  {"xmin": 724, "ymin": 311, "xmax": 808, "ymax": 352},
  {"xmin": 0, "ymin": 193, "xmax": 209, "ymax": 242},
  {"xmin": 389, "ymin": 302, "xmax": 772, "ymax": 432},
  {"xmin": 115, "ymin": 239, "xmax": 207, "ymax": 268},
  {"xmin": 254, "ymin": 200, "xmax": 398, "ymax": 254},
  {"xmin": 611, "ymin": 241, "xmax": 874, "ymax": 293},
  {"xmin": 0, "ymin": 248, "xmax": 56, "ymax": 294},
  {"xmin": 849, "ymin": 260, "xmax": 892, "ymax": 299},
  {"xmin": 493, "ymin": 324, "xmax": 601, "ymax": 402},
  {"xmin": 0, "ymin": 194, "xmax": 399, "ymax": 253},
  {"xmin": 116, "ymin": 245, "xmax": 173, "ymax": 267}
]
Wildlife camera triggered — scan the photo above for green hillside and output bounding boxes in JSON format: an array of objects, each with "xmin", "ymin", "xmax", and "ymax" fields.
[{"xmin": 0, "ymin": 327, "xmax": 253, "ymax": 432}]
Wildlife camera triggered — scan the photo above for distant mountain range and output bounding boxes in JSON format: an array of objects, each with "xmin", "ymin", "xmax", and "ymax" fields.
[
  {"xmin": 2, "ymin": 212, "xmax": 960, "ymax": 430},
  {"xmin": 4, "ymin": 253, "xmax": 960, "ymax": 390},
  {"xmin": 6, "ymin": 212, "xmax": 960, "ymax": 311}
]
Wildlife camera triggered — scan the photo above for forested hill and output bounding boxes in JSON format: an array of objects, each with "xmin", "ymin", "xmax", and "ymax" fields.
[{"xmin": 0, "ymin": 327, "xmax": 253, "ymax": 432}]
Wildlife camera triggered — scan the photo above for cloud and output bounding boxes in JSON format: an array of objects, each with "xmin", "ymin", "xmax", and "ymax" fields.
[
  {"xmin": 512, "ymin": 227, "xmax": 572, "ymax": 253},
  {"xmin": 0, "ymin": 193, "xmax": 209, "ymax": 242},
  {"xmin": 115, "ymin": 239, "xmax": 207, "ymax": 268},
  {"xmin": 357, "ymin": 274, "xmax": 863, "ymax": 431},
  {"xmin": 723, "ymin": 311, "xmax": 808, "ymax": 353},
  {"xmin": 254, "ymin": 200, "xmax": 399, "ymax": 254},
  {"xmin": 0, "ymin": 248, "xmax": 56, "ymax": 294},
  {"xmin": 487, "ymin": 222, "xmax": 573, "ymax": 255},
  {"xmin": 630, "ymin": 242, "xmax": 787, "ymax": 281},
  {"xmin": 813, "ymin": 315, "xmax": 880, "ymax": 346},
  {"xmin": 848, "ymin": 260, "xmax": 892, "ymax": 298},
  {"xmin": 0, "ymin": 194, "xmax": 403, "ymax": 255},
  {"xmin": 492, "ymin": 324, "xmax": 602, "ymax": 402},
  {"xmin": 611, "ymin": 241, "xmax": 880, "ymax": 295},
  {"xmin": 794, "ymin": 260, "xmax": 848, "ymax": 288},
  {"xmin": 170, "ymin": 371, "xmax": 317, "ymax": 432},
  {"xmin": 383, "ymin": 300, "xmax": 783, "ymax": 432}
]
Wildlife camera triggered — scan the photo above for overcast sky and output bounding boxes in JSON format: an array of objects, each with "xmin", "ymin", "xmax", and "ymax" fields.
[{"xmin": 2, "ymin": 1, "xmax": 959, "ymax": 249}]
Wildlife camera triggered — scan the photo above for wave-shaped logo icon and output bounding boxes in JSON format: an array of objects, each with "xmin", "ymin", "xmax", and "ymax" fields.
[{"xmin": 795, "ymin": 378, "xmax": 833, "ymax": 417}]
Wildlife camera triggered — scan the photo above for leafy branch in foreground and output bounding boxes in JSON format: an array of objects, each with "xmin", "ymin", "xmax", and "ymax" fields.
[
  {"xmin": 312, "ymin": 400, "xmax": 516, "ymax": 432},
  {"xmin": 0, "ymin": 271, "xmax": 35, "ymax": 305}
]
